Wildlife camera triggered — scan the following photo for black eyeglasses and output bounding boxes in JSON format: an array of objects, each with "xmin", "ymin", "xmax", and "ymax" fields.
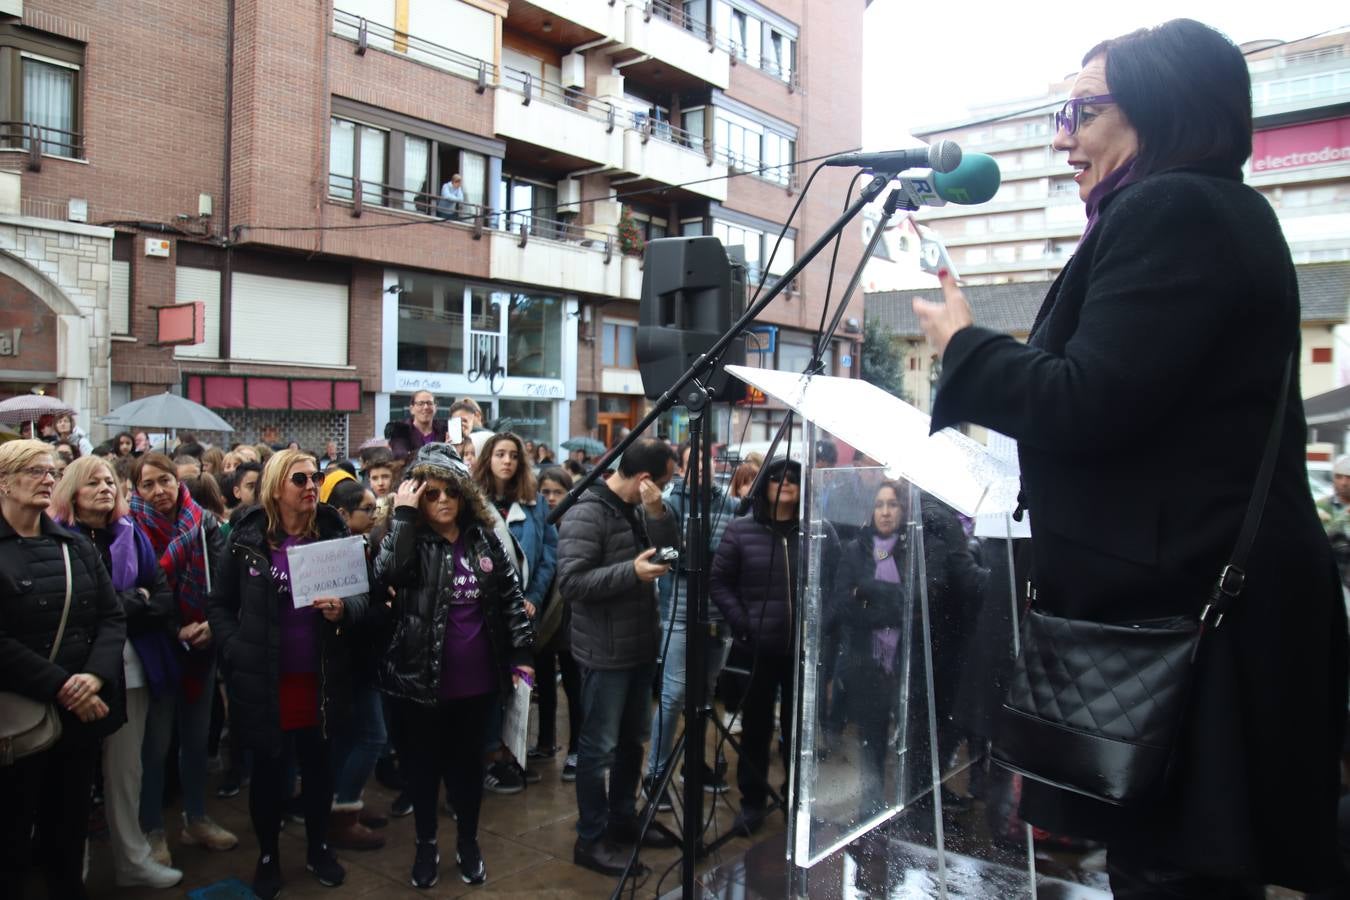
[
  {"xmin": 289, "ymin": 471, "xmax": 325, "ymax": 488},
  {"xmin": 767, "ymin": 472, "xmax": 800, "ymax": 485}
]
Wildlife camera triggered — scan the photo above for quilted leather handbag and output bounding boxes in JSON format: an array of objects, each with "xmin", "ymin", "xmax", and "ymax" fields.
[
  {"xmin": 0, "ymin": 542, "xmax": 73, "ymax": 766},
  {"xmin": 993, "ymin": 358, "xmax": 1291, "ymax": 806}
]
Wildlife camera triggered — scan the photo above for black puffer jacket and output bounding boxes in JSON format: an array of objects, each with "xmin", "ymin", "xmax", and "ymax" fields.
[
  {"xmin": 0, "ymin": 514, "xmax": 127, "ymax": 738},
  {"xmin": 375, "ymin": 507, "xmax": 534, "ymax": 704},
  {"xmin": 556, "ymin": 481, "xmax": 679, "ymax": 670},
  {"xmin": 207, "ymin": 505, "xmax": 368, "ymax": 752}
]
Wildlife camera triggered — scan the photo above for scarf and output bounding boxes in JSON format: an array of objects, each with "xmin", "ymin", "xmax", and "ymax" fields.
[
  {"xmin": 131, "ymin": 483, "xmax": 211, "ymax": 701},
  {"xmin": 1082, "ymin": 157, "xmax": 1137, "ymax": 239}
]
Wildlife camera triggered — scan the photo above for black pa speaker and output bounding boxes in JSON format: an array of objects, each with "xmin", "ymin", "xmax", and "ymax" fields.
[{"xmin": 636, "ymin": 236, "xmax": 746, "ymax": 403}]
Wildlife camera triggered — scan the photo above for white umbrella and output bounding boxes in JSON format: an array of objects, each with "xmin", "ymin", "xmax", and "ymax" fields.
[
  {"xmin": 0, "ymin": 394, "xmax": 74, "ymax": 425},
  {"xmin": 100, "ymin": 392, "xmax": 234, "ymax": 434}
]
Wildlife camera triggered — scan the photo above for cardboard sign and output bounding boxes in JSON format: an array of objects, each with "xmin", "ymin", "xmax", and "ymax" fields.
[{"xmin": 286, "ymin": 536, "xmax": 369, "ymax": 608}]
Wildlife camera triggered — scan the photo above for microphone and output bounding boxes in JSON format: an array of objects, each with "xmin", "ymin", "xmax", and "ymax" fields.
[
  {"xmin": 825, "ymin": 140, "xmax": 962, "ymax": 174},
  {"xmin": 897, "ymin": 152, "xmax": 1001, "ymax": 206}
]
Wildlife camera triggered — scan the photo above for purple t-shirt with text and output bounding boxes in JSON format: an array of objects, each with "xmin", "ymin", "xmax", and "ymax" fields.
[
  {"xmin": 439, "ymin": 539, "xmax": 497, "ymax": 700},
  {"xmin": 272, "ymin": 535, "xmax": 319, "ymax": 675}
]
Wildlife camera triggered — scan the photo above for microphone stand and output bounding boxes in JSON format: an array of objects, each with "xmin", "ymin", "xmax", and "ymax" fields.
[{"xmin": 549, "ymin": 170, "xmax": 909, "ymax": 900}]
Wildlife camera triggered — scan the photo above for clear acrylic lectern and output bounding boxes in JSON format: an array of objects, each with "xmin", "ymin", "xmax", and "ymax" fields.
[{"xmin": 723, "ymin": 366, "xmax": 1110, "ymax": 899}]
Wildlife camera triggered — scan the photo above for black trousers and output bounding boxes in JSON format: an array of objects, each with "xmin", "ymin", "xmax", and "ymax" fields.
[
  {"xmin": 397, "ymin": 693, "xmax": 494, "ymax": 846},
  {"xmin": 250, "ymin": 727, "xmax": 332, "ymax": 859},
  {"xmin": 534, "ymin": 642, "xmax": 581, "ymax": 754},
  {"xmin": 736, "ymin": 652, "xmax": 794, "ymax": 810},
  {"xmin": 1107, "ymin": 848, "xmax": 1265, "ymax": 899},
  {"xmin": 0, "ymin": 734, "xmax": 99, "ymax": 900}
]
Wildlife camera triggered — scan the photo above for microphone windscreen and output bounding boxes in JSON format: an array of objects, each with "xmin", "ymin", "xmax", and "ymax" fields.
[
  {"xmin": 933, "ymin": 153, "xmax": 1001, "ymax": 204},
  {"xmin": 927, "ymin": 140, "xmax": 963, "ymax": 174}
]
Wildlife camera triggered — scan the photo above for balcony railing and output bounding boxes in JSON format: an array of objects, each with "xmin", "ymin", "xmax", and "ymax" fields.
[
  {"xmin": 333, "ymin": 8, "xmax": 498, "ymax": 87},
  {"xmin": 497, "ymin": 66, "xmax": 621, "ymax": 131},
  {"xmin": 0, "ymin": 121, "xmax": 85, "ymax": 169},
  {"xmin": 645, "ymin": 0, "xmax": 714, "ymax": 44},
  {"xmin": 327, "ymin": 173, "xmax": 619, "ymax": 257},
  {"xmin": 631, "ymin": 113, "xmax": 711, "ymax": 157}
]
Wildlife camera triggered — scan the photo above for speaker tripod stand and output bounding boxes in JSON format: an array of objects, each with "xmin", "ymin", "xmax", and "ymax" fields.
[{"xmin": 550, "ymin": 173, "xmax": 918, "ymax": 900}]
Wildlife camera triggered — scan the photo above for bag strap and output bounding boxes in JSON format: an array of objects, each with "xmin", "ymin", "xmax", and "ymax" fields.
[
  {"xmin": 1202, "ymin": 353, "xmax": 1293, "ymax": 629},
  {"xmin": 50, "ymin": 541, "xmax": 74, "ymax": 663}
]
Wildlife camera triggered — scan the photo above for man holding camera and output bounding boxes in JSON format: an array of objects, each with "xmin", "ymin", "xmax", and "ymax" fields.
[{"xmin": 556, "ymin": 439, "xmax": 680, "ymax": 876}]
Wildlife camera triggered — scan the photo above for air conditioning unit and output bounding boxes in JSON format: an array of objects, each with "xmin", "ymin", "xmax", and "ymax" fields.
[
  {"xmin": 561, "ymin": 52, "xmax": 585, "ymax": 89},
  {"xmin": 557, "ymin": 178, "xmax": 582, "ymax": 214}
]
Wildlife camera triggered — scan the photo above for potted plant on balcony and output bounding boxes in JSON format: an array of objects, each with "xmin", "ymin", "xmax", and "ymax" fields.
[{"xmin": 617, "ymin": 206, "xmax": 645, "ymax": 257}]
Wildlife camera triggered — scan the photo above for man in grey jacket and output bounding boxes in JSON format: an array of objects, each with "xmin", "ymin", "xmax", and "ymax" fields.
[{"xmin": 556, "ymin": 438, "xmax": 680, "ymax": 876}]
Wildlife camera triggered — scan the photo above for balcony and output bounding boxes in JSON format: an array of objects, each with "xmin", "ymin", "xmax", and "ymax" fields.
[
  {"xmin": 621, "ymin": 1, "xmax": 730, "ymax": 90},
  {"xmin": 489, "ymin": 211, "xmax": 623, "ymax": 296},
  {"xmin": 0, "ymin": 121, "xmax": 85, "ymax": 169},
  {"xmin": 494, "ymin": 69, "xmax": 624, "ymax": 170},
  {"xmin": 517, "ymin": 0, "xmax": 625, "ymax": 40},
  {"xmin": 620, "ymin": 118, "xmax": 727, "ymax": 201}
]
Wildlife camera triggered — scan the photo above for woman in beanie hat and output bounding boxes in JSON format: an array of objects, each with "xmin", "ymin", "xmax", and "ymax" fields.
[{"xmin": 375, "ymin": 443, "xmax": 535, "ymax": 888}]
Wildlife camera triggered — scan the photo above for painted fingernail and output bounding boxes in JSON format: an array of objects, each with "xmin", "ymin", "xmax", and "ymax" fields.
[{"xmin": 937, "ymin": 268, "xmax": 949, "ymax": 279}]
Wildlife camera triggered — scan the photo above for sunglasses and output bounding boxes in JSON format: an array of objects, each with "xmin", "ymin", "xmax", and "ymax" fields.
[
  {"xmin": 422, "ymin": 487, "xmax": 457, "ymax": 503},
  {"xmin": 289, "ymin": 471, "xmax": 326, "ymax": 488},
  {"xmin": 1055, "ymin": 93, "xmax": 1116, "ymax": 135},
  {"xmin": 767, "ymin": 472, "xmax": 800, "ymax": 485}
]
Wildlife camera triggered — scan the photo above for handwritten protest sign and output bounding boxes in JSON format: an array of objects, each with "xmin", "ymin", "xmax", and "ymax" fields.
[{"xmin": 286, "ymin": 536, "xmax": 369, "ymax": 608}]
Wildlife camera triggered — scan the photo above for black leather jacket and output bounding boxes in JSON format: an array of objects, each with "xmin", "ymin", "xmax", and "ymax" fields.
[{"xmin": 375, "ymin": 507, "xmax": 534, "ymax": 705}]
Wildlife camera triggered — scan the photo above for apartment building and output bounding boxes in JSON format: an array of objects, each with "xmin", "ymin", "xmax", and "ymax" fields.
[
  {"xmin": 0, "ymin": 0, "xmax": 864, "ymax": 450},
  {"xmin": 865, "ymin": 27, "xmax": 1350, "ymax": 288}
]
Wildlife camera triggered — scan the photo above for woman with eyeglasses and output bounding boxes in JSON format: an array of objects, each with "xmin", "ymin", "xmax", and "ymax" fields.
[
  {"xmin": 912, "ymin": 19, "xmax": 1345, "ymax": 896},
  {"xmin": 129, "ymin": 451, "xmax": 237, "ymax": 864},
  {"xmin": 207, "ymin": 449, "xmax": 368, "ymax": 898},
  {"xmin": 49, "ymin": 456, "xmax": 184, "ymax": 889},
  {"xmin": 323, "ymin": 477, "xmax": 389, "ymax": 851},
  {"xmin": 376, "ymin": 443, "xmax": 534, "ymax": 889},
  {"xmin": 0, "ymin": 440, "xmax": 127, "ymax": 899}
]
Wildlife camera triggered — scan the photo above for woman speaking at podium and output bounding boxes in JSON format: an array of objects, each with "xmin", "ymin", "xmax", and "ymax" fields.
[{"xmin": 914, "ymin": 18, "xmax": 1345, "ymax": 898}]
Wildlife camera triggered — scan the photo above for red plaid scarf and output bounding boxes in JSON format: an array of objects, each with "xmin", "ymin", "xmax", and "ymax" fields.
[{"xmin": 131, "ymin": 482, "xmax": 212, "ymax": 701}]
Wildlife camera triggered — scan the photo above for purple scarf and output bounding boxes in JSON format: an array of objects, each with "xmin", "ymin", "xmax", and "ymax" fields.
[
  {"xmin": 1082, "ymin": 158, "xmax": 1137, "ymax": 239},
  {"xmin": 871, "ymin": 533, "xmax": 901, "ymax": 675}
]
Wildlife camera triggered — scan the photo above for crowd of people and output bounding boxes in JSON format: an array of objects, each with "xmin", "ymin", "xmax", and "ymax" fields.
[{"xmin": 2, "ymin": 390, "xmax": 849, "ymax": 900}]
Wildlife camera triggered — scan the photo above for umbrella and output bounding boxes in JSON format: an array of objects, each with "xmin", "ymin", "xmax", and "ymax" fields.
[
  {"xmin": 0, "ymin": 423, "xmax": 20, "ymax": 444},
  {"xmin": 100, "ymin": 392, "xmax": 234, "ymax": 433},
  {"xmin": 0, "ymin": 394, "xmax": 74, "ymax": 425},
  {"xmin": 560, "ymin": 436, "xmax": 606, "ymax": 456}
]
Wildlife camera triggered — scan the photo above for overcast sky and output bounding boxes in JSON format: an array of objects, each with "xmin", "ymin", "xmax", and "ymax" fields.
[{"xmin": 861, "ymin": 3, "xmax": 1349, "ymax": 148}]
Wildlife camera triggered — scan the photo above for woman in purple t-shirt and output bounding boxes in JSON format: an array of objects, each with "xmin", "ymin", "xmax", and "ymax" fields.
[{"xmin": 375, "ymin": 443, "xmax": 534, "ymax": 889}]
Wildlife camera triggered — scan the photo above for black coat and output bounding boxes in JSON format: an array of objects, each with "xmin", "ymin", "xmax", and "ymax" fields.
[
  {"xmin": 374, "ymin": 507, "xmax": 534, "ymax": 704},
  {"xmin": 0, "ymin": 514, "xmax": 127, "ymax": 739},
  {"xmin": 931, "ymin": 167, "xmax": 1347, "ymax": 888},
  {"xmin": 206, "ymin": 505, "xmax": 368, "ymax": 752},
  {"xmin": 556, "ymin": 482, "xmax": 678, "ymax": 670}
]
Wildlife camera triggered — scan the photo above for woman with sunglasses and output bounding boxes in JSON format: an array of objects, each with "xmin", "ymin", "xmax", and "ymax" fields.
[
  {"xmin": 912, "ymin": 20, "xmax": 1345, "ymax": 896},
  {"xmin": 0, "ymin": 440, "xmax": 127, "ymax": 900},
  {"xmin": 376, "ymin": 443, "xmax": 534, "ymax": 889},
  {"xmin": 129, "ymin": 451, "xmax": 237, "ymax": 864},
  {"xmin": 50, "ymin": 456, "xmax": 183, "ymax": 889},
  {"xmin": 208, "ymin": 449, "xmax": 369, "ymax": 899}
]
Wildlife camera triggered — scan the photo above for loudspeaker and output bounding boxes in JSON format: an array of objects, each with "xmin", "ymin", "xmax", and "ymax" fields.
[
  {"xmin": 584, "ymin": 396, "xmax": 599, "ymax": 429},
  {"xmin": 636, "ymin": 236, "xmax": 746, "ymax": 403}
]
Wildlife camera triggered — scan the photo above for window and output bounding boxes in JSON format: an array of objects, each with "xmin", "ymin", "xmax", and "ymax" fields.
[
  {"xmin": 764, "ymin": 29, "xmax": 794, "ymax": 83},
  {"xmin": 505, "ymin": 292, "xmax": 564, "ymax": 380},
  {"xmin": 500, "ymin": 175, "xmax": 561, "ymax": 239},
  {"xmin": 401, "ymin": 135, "xmax": 431, "ymax": 212},
  {"xmin": 328, "ymin": 117, "xmax": 387, "ymax": 206},
  {"xmin": 682, "ymin": 107, "xmax": 706, "ymax": 145},
  {"xmin": 1, "ymin": 27, "xmax": 85, "ymax": 159},
  {"xmin": 603, "ymin": 322, "xmax": 637, "ymax": 368},
  {"xmin": 713, "ymin": 217, "xmax": 795, "ymax": 284},
  {"xmin": 762, "ymin": 132, "xmax": 794, "ymax": 186},
  {"xmin": 397, "ymin": 273, "xmax": 467, "ymax": 372}
]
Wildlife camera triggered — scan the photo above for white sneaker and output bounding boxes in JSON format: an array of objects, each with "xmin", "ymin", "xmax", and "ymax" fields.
[{"xmin": 115, "ymin": 859, "xmax": 184, "ymax": 889}]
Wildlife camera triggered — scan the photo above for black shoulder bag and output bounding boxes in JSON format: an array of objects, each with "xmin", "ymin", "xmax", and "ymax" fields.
[{"xmin": 992, "ymin": 357, "xmax": 1292, "ymax": 806}]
